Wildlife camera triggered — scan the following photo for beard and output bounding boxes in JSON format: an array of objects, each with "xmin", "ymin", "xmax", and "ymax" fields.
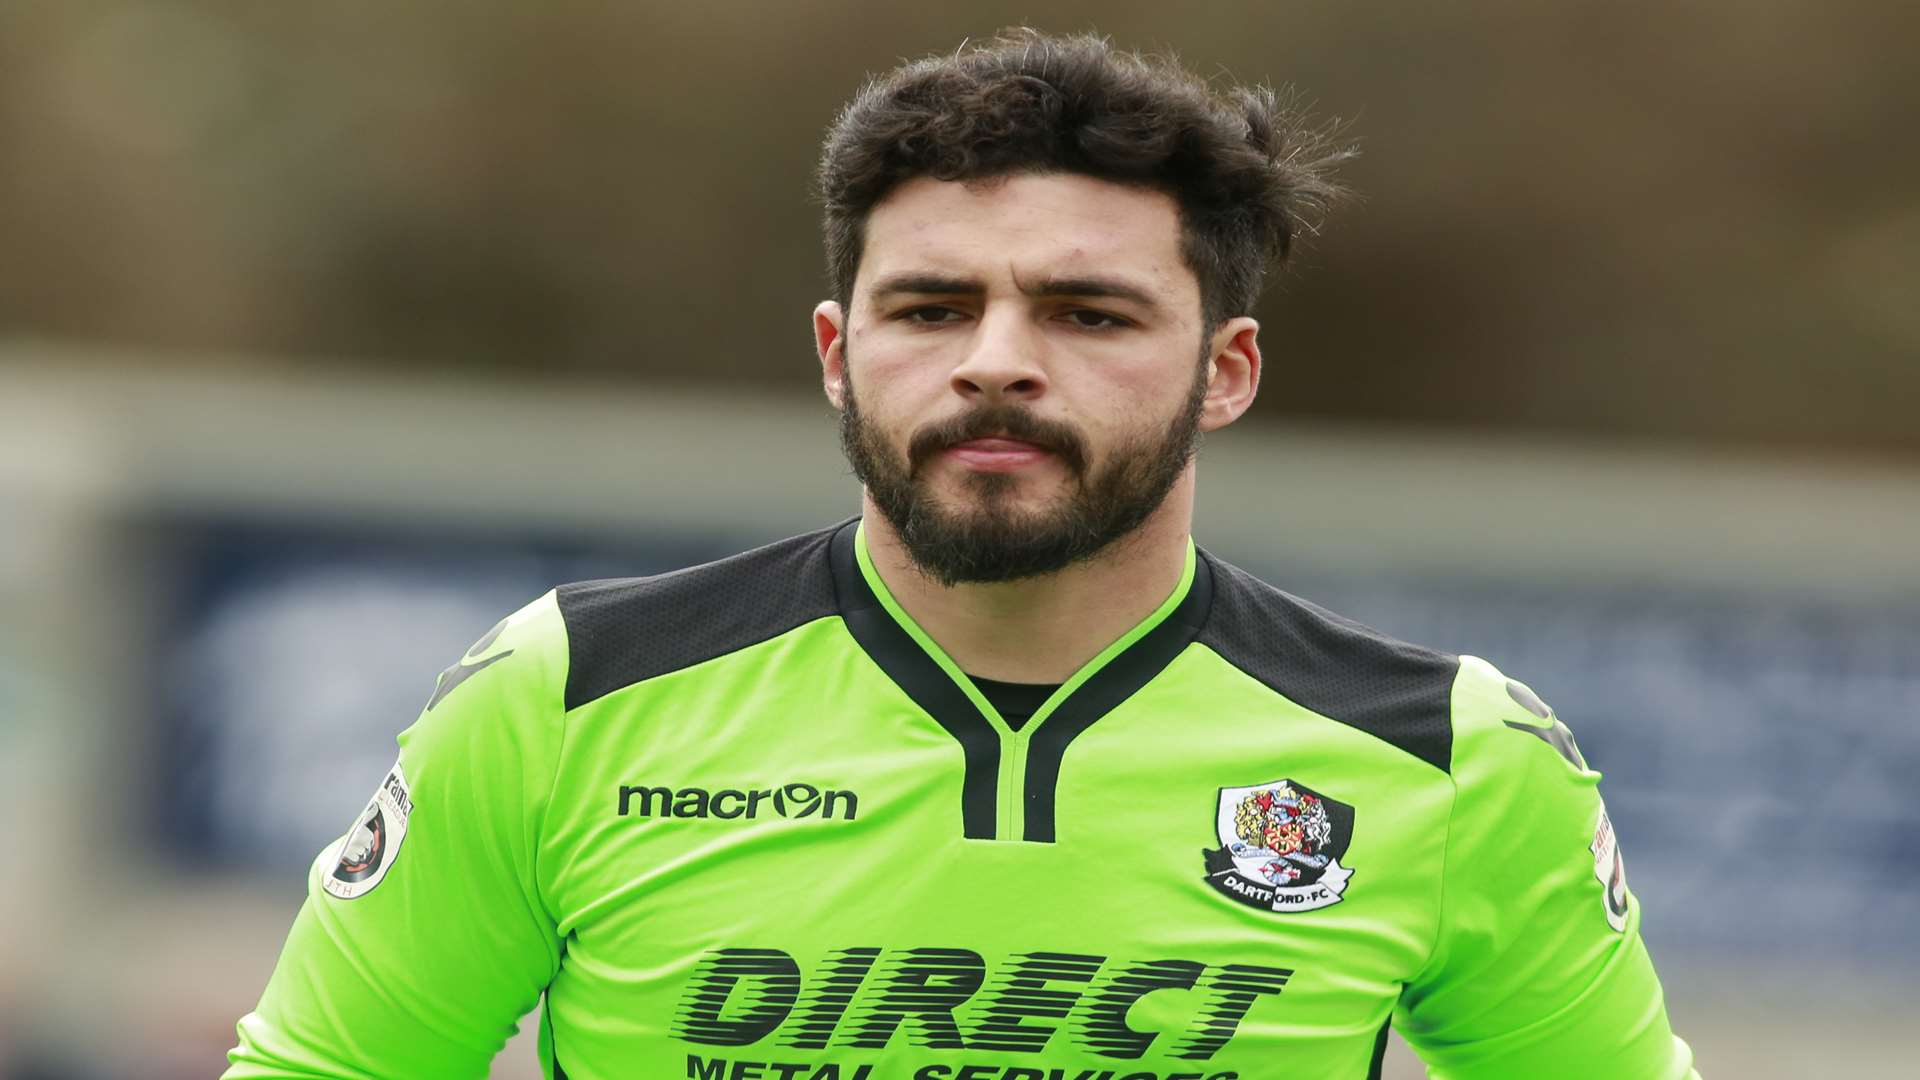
[{"xmin": 837, "ymin": 353, "xmax": 1209, "ymax": 587}]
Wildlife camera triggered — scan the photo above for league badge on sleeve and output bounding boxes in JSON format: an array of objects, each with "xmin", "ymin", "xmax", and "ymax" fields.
[
  {"xmin": 1203, "ymin": 779, "xmax": 1355, "ymax": 913},
  {"xmin": 1591, "ymin": 799, "xmax": 1630, "ymax": 932},
  {"xmin": 322, "ymin": 762, "xmax": 414, "ymax": 900}
]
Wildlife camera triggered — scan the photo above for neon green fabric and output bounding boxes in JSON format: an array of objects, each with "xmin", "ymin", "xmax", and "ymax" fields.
[
  {"xmin": 227, "ymin": 525, "xmax": 1695, "ymax": 1079},
  {"xmin": 228, "ymin": 592, "xmax": 568, "ymax": 1077},
  {"xmin": 1393, "ymin": 657, "xmax": 1698, "ymax": 1078}
]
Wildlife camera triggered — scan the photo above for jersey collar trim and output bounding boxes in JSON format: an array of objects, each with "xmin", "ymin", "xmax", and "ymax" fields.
[
  {"xmin": 828, "ymin": 519, "xmax": 1213, "ymax": 843},
  {"xmin": 832, "ymin": 521, "xmax": 1002, "ymax": 839}
]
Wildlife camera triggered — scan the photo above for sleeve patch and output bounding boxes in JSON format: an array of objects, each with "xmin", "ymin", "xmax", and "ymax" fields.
[
  {"xmin": 1591, "ymin": 802, "xmax": 1630, "ymax": 932},
  {"xmin": 322, "ymin": 762, "xmax": 414, "ymax": 900}
]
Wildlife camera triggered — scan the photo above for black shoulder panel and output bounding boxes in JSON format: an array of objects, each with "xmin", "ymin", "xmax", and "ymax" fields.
[
  {"xmin": 556, "ymin": 524, "xmax": 843, "ymax": 710},
  {"xmin": 1196, "ymin": 551, "xmax": 1458, "ymax": 773}
]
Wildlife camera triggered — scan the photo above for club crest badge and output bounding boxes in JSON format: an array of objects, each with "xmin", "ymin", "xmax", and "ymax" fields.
[
  {"xmin": 1203, "ymin": 779, "xmax": 1355, "ymax": 913},
  {"xmin": 322, "ymin": 762, "xmax": 413, "ymax": 900}
]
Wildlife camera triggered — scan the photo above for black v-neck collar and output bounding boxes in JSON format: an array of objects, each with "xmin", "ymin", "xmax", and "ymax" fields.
[
  {"xmin": 829, "ymin": 519, "xmax": 1213, "ymax": 842},
  {"xmin": 1017, "ymin": 557, "xmax": 1211, "ymax": 840},
  {"xmin": 832, "ymin": 522, "xmax": 1000, "ymax": 838},
  {"xmin": 968, "ymin": 676, "xmax": 1060, "ymax": 732}
]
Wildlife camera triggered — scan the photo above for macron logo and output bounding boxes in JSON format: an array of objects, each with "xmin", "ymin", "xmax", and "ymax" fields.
[{"xmin": 618, "ymin": 783, "xmax": 858, "ymax": 821}]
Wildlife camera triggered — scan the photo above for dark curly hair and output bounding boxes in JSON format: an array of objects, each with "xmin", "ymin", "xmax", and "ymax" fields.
[{"xmin": 818, "ymin": 28, "xmax": 1355, "ymax": 330}]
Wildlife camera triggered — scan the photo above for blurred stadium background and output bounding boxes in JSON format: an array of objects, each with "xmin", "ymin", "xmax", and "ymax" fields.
[{"xmin": 1, "ymin": 1, "xmax": 1916, "ymax": 1076}]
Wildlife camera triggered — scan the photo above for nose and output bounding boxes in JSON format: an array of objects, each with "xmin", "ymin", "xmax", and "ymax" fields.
[{"xmin": 948, "ymin": 310, "xmax": 1048, "ymax": 403}]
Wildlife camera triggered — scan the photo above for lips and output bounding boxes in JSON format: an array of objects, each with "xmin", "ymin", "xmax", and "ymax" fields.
[
  {"xmin": 952, "ymin": 436, "xmax": 1048, "ymax": 454},
  {"xmin": 903, "ymin": 406, "xmax": 1089, "ymax": 477},
  {"xmin": 944, "ymin": 436, "xmax": 1054, "ymax": 472}
]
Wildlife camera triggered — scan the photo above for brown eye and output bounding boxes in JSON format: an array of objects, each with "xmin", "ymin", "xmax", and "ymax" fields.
[
  {"xmin": 902, "ymin": 306, "xmax": 964, "ymax": 324},
  {"xmin": 1065, "ymin": 309, "xmax": 1128, "ymax": 329}
]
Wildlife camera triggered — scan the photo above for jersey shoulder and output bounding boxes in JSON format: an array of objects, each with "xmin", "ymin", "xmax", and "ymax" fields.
[
  {"xmin": 1449, "ymin": 653, "xmax": 1597, "ymax": 777},
  {"xmin": 1195, "ymin": 550, "xmax": 1461, "ymax": 773},
  {"xmin": 418, "ymin": 588, "xmax": 570, "ymax": 719},
  {"xmin": 555, "ymin": 523, "xmax": 843, "ymax": 710}
]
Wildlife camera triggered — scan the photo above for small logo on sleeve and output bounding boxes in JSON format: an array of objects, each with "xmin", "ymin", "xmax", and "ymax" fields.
[
  {"xmin": 1203, "ymin": 779, "xmax": 1354, "ymax": 913},
  {"xmin": 425, "ymin": 617, "xmax": 515, "ymax": 712},
  {"xmin": 323, "ymin": 763, "xmax": 413, "ymax": 899}
]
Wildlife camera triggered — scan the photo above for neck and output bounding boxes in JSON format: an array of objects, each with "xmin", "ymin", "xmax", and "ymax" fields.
[{"xmin": 858, "ymin": 473, "xmax": 1196, "ymax": 683}]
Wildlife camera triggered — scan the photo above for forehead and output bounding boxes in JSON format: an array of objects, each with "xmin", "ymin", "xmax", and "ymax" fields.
[{"xmin": 858, "ymin": 173, "xmax": 1195, "ymax": 306}]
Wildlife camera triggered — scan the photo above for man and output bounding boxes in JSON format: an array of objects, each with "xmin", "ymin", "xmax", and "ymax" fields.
[{"xmin": 228, "ymin": 30, "xmax": 1698, "ymax": 1080}]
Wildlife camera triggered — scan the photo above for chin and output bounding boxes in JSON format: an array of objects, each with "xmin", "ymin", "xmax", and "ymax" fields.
[{"xmin": 938, "ymin": 478, "xmax": 1070, "ymax": 518}]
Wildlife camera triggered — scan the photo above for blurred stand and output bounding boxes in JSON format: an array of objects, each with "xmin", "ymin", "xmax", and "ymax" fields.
[
  {"xmin": 3, "ymin": 1, "xmax": 1918, "ymax": 455},
  {"xmin": 2, "ymin": 346, "xmax": 1916, "ymax": 1076}
]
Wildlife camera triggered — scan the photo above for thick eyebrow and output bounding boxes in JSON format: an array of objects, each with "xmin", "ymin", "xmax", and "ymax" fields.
[
  {"xmin": 1023, "ymin": 275, "xmax": 1162, "ymax": 310},
  {"xmin": 867, "ymin": 273, "xmax": 985, "ymax": 299},
  {"xmin": 867, "ymin": 271, "xmax": 1164, "ymax": 311}
]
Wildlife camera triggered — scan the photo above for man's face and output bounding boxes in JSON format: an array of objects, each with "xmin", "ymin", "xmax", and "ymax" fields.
[{"xmin": 823, "ymin": 173, "xmax": 1222, "ymax": 586}]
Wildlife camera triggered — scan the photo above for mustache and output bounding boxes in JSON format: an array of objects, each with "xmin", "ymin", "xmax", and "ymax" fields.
[{"xmin": 906, "ymin": 404, "xmax": 1090, "ymax": 477}]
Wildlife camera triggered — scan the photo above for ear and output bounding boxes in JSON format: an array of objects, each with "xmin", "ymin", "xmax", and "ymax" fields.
[
  {"xmin": 814, "ymin": 301, "xmax": 848, "ymax": 410},
  {"xmin": 1199, "ymin": 316, "xmax": 1261, "ymax": 432}
]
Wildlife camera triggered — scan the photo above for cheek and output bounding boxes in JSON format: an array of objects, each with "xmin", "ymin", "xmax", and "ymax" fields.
[
  {"xmin": 846, "ymin": 381, "xmax": 925, "ymax": 453},
  {"xmin": 1081, "ymin": 365, "xmax": 1193, "ymax": 441},
  {"xmin": 851, "ymin": 349, "xmax": 951, "ymax": 421}
]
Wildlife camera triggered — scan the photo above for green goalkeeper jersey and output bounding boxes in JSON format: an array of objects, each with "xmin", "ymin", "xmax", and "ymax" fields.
[{"xmin": 227, "ymin": 520, "xmax": 1697, "ymax": 1079}]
